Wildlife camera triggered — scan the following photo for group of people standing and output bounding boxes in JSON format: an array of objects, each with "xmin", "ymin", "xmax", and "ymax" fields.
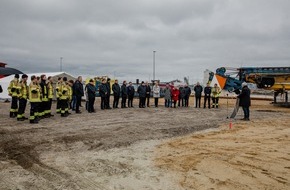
[
  {"xmin": 7, "ymin": 74, "xmax": 84, "ymax": 124},
  {"xmin": 7, "ymin": 73, "xmax": 251, "ymax": 123}
]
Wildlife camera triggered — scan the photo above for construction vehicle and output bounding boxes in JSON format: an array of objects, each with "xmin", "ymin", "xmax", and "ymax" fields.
[{"xmin": 208, "ymin": 67, "xmax": 290, "ymax": 118}]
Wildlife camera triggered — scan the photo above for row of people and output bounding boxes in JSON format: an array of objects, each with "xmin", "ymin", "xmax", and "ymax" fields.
[
  {"xmin": 87, "ymin": 79, "xmax": 221, "ymax": 110},
  {"xmin": 8, "ymin": 74, "xmax": 222, "ymax": 123},
  {"xmin": 8, "ymin": 74, "xmax": 76, "ymax": 123}
]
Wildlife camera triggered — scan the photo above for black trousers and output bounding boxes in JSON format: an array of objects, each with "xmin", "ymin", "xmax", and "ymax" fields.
[
  {"xmin": 204, "ymin": 95, "xmax": 211, "ymax": 108},
  {"xmin": 17, "ymin": 98, "xmax": 27, "ymax": 118},
  {"xmin": 121, "ymin": 96, "xmax": 127, "ymax": 108},
  {"xmin": 154, "ymin": 98, "xmax": 159, "ymax": 107},
  {"xmin": 212, "ymin": 97, "xmax": 219, "ymax": 108},
  {"xmin": 128, "ymin": 95, "xmax": 134, "ymax": 107},
  {"xmin": 139, "ymin": 97, "xmax": 146, "ymax": 108},
  {"xmin": 10, "ymin": 97, "xmax": 18, "ymax": 116},
  {"xmin": 101, "ymin": 97, "xmax": 106, "ymax": 109},
  {"xmin": 172, "ymin": 100, "xmax": 177, "ymax": 108},
  {"xmin": 146, "ymin": 96, "xmax": 150, "ymax": 107},
  {"xmin": 60, "ymin": 99, "xmax": 68, "ymax": 116},
  {"xmin": 76, "ymin": 96, "xmax": 82, "ymax": 112},
  {"xmin": 106, "ymin": 95, "xmax": 111, "ymax": 108},
  {"xmin": 113, "ymin": 95, "xmax": 120, "ymax": 108},
  {"xmin": 88, "ymin": 97, "xmax": 95, "ymax": 113},
  {"xmin": 242, "ymin": 106, "xmax": 250, "ymax": 119},
  {"xmin": 30, "ymin": 102, "xmax": 39, "ymax": 121},
  {"xmin": 56, "ymin": 98, "xmax": 61, "ymax": 113},
  {"xmin": 195, "ymin": 97, "xmax": 201, "ymax": 108},
  {"xmin": 184, "ymin": 96, "xmax": 189, "ymax": 107}
]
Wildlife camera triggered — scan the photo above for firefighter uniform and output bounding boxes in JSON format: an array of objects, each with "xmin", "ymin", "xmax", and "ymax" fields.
[
  {"xmin": 40, "ymin": 76, "xmax": 49, "ymax": 117},
  {"xmin": 8, "ymin": 74, "xmax": 20, "ymax": 118},
  {"xmin": 55, "ymin": 78, "xmax": 62, "ymax": 114},
  {"xmin": 59, "ymin": 77, "xmax": 70, "ymax": 117},
  {"xmin": 37, "ymin": 78, "xmax": 43, "ymax": 119},
  {"xmin": 47, "ymin": 78, "xmax": 54, "ymax": 117},
  {"xmin": 17, "ymin": 75, "xmax": 29, "ymax": 121},
  {"xmin": 29, "ymin": 77, "xmax": 41, "ymax": 124},
  {"xmin": 211, "ymin": 85, "xmax": 221, "ymax": 108}
]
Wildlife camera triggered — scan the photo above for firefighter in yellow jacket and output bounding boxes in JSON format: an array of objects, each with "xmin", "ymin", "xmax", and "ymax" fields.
[
  {"xmin": 55, "ymin": 77, "xmax": 62, "ymax": 114},
  {"xmin": 8, "ymin": 74, "xmax": 20, "ymax": 118},
  {"xmin": 47, "ymin": 76, "xmax": 54, "ymax": 117},
  {"xmin": 17, "ymin": 74, "xmax": 29, "ymax": 121},
  {"xmin": 59, "ymin": 77, "xmax": 70, "ymax": 117},
  {"xmin": 29, "ymin": 75, "xmax": 41, "ymax": 124},
  {"xmin": 211, "ymin": 83, "xmax": 221, "ymax": 108}
]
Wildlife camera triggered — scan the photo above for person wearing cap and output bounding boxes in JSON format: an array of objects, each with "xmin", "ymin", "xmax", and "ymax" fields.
[
  {"xmin": 145, "ymin": 81, "xmax": 151, "ymax": 107},
  {"xmin": 17, "ymin": 74, "xmax": 29, "ymax": 121},
  {"xmin": 105, "ymin": 78, "xmax": 112, "ymax": 109},
  {"xmin": 28, "ymin": 75, "xmax": 41, "ymax": 124},
  {"xmin": 211, "ymin": 83, "xmax": 221, "ymax": 108},
  {"xmin": 112, "ymin": 79, "xmax": 121, "ymax": 108},
  {"xmin": 127, "ymin": 81, "xmax": 135, "ymax": 108},
  {"xmin": 238, "ymin": 82, "xmax": 251, "ymax": 121},
  {"xmin": 203, "ymin": 83, "xmax": 212, "ymax": 109},
  {"xmin": 138, "ymin": 81, "xmax": 146, "ymax": 108},
  {"xmin": 46, "ymin": 76, "xmax": 54, "ymax": 117},
  {"xmin": 8, "ymin": 74, "xmax": 20, "ymax": 118}
]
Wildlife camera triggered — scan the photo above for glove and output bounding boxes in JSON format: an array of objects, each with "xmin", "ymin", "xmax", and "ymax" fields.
[
  {"xmin": 62, "ymin": 90, "xmax": 67, "ymax": 94},
  {"xmin": 56, "ymin": 89, "xmax": 59, "ymax": 92},
  {"xmin": 11, "ymin": 88, "xmax": 16, "ymax": 92},
  {"xmin": 16, "ymin": 89, "xmax": 20, "ymax": 94},
  {"xmin": 32, "ymin": 90, "xmax": 37, "ymax": 94}
]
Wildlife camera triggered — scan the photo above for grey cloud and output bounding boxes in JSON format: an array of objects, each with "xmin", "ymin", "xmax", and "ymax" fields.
[{"xmin": 0, "ymin": 0, "xmax": 290, "ymax": 83}]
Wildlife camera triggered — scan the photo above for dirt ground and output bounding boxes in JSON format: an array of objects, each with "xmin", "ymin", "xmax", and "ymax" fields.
[{"xmin": 0, "ymin": 97, "xmax": 289, "ymax": 190}]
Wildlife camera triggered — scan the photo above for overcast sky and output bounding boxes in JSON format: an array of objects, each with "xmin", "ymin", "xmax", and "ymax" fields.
[{"xmin": 0, "ymin": 0, "xmax": 289, "ymax": 83}]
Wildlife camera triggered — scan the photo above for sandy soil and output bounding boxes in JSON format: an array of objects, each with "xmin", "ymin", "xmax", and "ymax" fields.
[{"xmin": 0, "ymin": 97, "xmax": 289, "ymax": 189}]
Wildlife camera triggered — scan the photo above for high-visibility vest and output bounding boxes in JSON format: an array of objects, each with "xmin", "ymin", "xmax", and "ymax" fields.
[
  {"xmin": 47, "ymin": 82, "xmax": 54, "ymax": 99},
  {"xmin": 55, "ymin": 81, "xmax": 61, "ymax": 98},
  {"xmin": 68, "ymin": 85, "xmax": 72, "ymax": 101},
  {"xmin": 59, "ymin": 82, "xmax": 69, "ymax": 100},
  {"xmin": 18, "ymin": 80, "xmax": 28, "ymax": 99},
  {"xmin": 29, "ymin": 82, "xmax": 41, "ymax": 102},
  {"xmin": 8, "ymin": 78, "xmax": 19, "ymax": 97},
  {"xmin": 211, "ymin": 87, "xmax": 221, "ymax": 98}
]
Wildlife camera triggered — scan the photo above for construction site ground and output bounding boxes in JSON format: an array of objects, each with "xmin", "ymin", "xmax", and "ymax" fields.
[{"xmin": 0, "ymin": 97, "xmax": 290, "ymax": 190}]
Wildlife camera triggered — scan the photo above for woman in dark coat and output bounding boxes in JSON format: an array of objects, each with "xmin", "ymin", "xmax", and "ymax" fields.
[{"xmin": 238, "ymin": 82, "xmax": 251, "ymax": 120}]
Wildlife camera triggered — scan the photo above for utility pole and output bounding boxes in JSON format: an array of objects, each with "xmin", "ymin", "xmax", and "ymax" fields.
[
  {"xmin": 60, "ymin": 57, "xmax": 63, "ymax": 72},
  {"xmin": 153, "ymin": 50, "xmax": 156, "ymax": 82}
]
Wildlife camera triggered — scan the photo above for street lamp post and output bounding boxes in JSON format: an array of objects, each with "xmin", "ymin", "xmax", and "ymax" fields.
[
  {"xmin": 60, "ymin": 57, "xmax": 63, "ymax": 72},
  {"xmin": 153, "ymin": 51, "xmax": 156, "ymax": 82}
]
